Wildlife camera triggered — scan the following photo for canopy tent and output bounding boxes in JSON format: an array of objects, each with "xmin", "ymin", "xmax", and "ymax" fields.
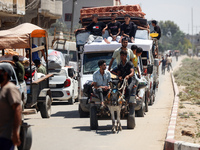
[{"xmin": 0, "ymin": 23, "xmax": 47, "ymax": 49}]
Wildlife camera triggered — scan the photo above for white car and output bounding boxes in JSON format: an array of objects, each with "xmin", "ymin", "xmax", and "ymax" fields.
[{"xmin": 49, "ymin": 66, "xmax": 78, "ymax": 104}]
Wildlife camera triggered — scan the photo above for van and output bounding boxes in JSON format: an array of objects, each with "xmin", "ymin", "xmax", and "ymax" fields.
[{"xmin": 52, "ymin": 40, "xmax": 78, "ymax": 72}]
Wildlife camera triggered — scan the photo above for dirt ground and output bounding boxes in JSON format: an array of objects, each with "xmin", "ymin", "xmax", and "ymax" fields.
[{"xmin": 174, "ymin": 56, "xmax": 200, "ymax": 144}]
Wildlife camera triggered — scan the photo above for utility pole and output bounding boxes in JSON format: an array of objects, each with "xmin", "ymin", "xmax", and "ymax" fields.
[
  {"xmin": 191, "ymin": 7, "xmax": 193, "ymax": 56},
  {"xmin": 71, "ymin": 0, "xmax": 75, "ymax": 33}
]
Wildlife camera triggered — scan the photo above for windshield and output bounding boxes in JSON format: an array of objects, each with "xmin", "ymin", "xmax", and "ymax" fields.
[
  {"xmin": 83, "ymin": 52, "xmax": 117, "ymax": 74},
  {"xmin": 135, "ymin": 30, "xmax": 149, "ymax": 40}
]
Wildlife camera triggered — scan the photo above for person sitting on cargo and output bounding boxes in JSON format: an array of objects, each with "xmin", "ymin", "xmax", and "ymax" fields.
[
  {"xmin": 74, "ymin": 14, "xmax": 107, "ymax": 44},
  {"xmin": 104, "ymin": 13, "xmax": 121, "ymax": 44},
  {"xmin": 33, "ymin": 59, "xmax": 47, "ymax": 75},
  {"xmin": 117, "ymin": 50, "xmax": 137, "ymax": 103},
  {"xmin": 13, "ymin": 55, "xmax": 25, "ymax": 83},
  {"xmin": 131, "ymin": 47, "xmax": 143, "ymax": 78},
  {"xmin": 93, "ymin": 60, "xmax": 111, "ymax": 109},
  {"xmin": 120, "ymin": 14, "xmax": 149, "ymax": 43},
  {"xmin": 151, "ymin": 20, "xmax": 161, "ymax": 40},
  {"xmin": 108, "ymin": 37, "xmax": 134, "ymax": 71}
]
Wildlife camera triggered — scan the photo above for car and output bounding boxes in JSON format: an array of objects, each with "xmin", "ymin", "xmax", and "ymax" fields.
[
  {"xmin": 0, "ymin": 62, "xmax": 27, "ymax": 107},
  {"xmin": 49, "ymin": 66, "xmax": 78, "ymax": 104}
]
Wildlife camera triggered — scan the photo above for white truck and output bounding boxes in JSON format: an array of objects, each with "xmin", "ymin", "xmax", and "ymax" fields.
[{"xmin": 76, "ymin": 30, "xmax": 154, "ymax": 117}]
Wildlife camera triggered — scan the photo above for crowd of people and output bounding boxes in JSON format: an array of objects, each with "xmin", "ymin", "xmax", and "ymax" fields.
[
  {"xmin": 75, "ymin": 13, "xmax": 151, "ymax": 44},
  {"xmin": 92, "ymin": 37, "xmax": 143, "ymax": 108},
  {"xmin": 160, "ymin": 54, "xmax": 173, "ymax": 75}
]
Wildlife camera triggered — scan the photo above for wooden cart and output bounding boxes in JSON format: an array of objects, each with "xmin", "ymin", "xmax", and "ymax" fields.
[{"xmin": 0, "ymin": 23, "xmax": 53, "ymax": 118}]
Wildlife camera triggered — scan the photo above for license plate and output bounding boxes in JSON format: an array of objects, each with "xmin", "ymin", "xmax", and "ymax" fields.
[{"xmin": 49, "ymin": 84, "xmax": 56, "ymax": 88}]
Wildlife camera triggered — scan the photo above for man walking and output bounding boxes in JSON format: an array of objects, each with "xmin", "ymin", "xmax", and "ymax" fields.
[
  {"xmin": 160, "ymin": 56, "xmax": 166, "ymax": 75},
  {"xmin": 0, "ymin": 63, "xmax": 22, "ymax": 150},
  {"xmin": 166, "ymin": 54, "xmax": 173, "ymax": 72},
  {"xmin": 93, "ymin": 60, "xmax": 111, "ymax": 109}
]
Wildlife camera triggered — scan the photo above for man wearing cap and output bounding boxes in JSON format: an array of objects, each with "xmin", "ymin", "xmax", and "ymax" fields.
[
  {"xmin": 74, "ymin": 14, "xmax": 107, "ymax": 44},
  {"xmin": 0, "ymin": 63, "xmax": 22, "ymax": 149}
]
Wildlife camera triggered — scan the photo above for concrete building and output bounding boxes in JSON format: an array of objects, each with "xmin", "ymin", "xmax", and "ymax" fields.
[
  {"xmin": 186, "ymin": 33, "xmax": 200, "ymax": 55},
  {"xmin": 0, "ymin": 0, "xmax": 63, "ymax": 30},
  {"xmin": 62, "ymin": 0, "xmax": 121, "ymax": 32}
]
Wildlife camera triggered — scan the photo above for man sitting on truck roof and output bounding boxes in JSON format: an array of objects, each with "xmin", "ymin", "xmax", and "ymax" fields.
[
  {"xmin": 117, "ymin": 50, "xmax": 136, "ymax": 103},
  {"xmin": 74, "ymin": 14, "xmax": 107, "ymax": 44},
  {"xmin": 104, "ymin": 13, "xmax": 121, "ymax": 44},
  {"xmin": 93, "ymin": 60, "xmax": 111, "ymax": 109},
  {"xmin": 108, "ymin": 37, "xmax": 134, "ymax": 71},
  {"xmin": 151, "ymin": 20, "xmax": 161, "ymax": 40},
  {"xmin": 120, "ymin": 14, "xmax": 149, "ymax": 43}
]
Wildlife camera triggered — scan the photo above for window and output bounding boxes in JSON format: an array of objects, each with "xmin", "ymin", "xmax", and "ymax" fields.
[{"xmin": 65, "ymin": 13, "xmax": 72, "ymax": 21}]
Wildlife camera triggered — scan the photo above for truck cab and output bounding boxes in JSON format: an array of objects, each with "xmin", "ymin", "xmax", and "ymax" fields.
[{"xmin": 76, "ymin": 30, "xmax": 154, "ymax": 117}]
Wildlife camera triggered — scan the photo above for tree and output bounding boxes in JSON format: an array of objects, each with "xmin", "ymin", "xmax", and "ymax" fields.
[{"xmin": 158, "ymin": 20, "xmax": 192, "ymax": 53}]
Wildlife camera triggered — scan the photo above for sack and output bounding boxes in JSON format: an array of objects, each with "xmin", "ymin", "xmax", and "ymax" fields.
[
  {"xmin": 83, "ymin": 80, "xmax": 93, "ymax": 97},
  {"xmin": 47, "ymin": 49, "xmax": 65, "ymax": 69}
]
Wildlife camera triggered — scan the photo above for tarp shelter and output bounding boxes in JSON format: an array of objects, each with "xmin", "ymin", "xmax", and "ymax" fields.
[{"xmin": 0, "ymin": 23, "xmax": 47, "ymax": 49}]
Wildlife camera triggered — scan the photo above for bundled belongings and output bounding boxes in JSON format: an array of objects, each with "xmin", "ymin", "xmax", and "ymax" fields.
[
  {"xmin": 80, "ymin": 4, "xmax": 147, "ymax": 28},
  {"xmin": 47, "ymin": 49, "xmax": 65, "ymax": 69}
]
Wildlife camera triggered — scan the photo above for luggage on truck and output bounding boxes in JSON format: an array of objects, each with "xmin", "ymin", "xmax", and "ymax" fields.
[{"xmin": 47, "ymin": 49, "xmax": 65, "ymax": 69}]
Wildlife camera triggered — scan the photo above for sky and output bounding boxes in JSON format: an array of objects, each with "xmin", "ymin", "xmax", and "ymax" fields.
[{"xmin": 121, "ymin": 0, "xmax": 200, "ymax": 35}]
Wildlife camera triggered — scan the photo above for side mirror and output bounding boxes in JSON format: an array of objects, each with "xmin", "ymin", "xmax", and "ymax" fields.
[{"xmin": 147, "ymin": 64, "xmax": 153, "ymax": 74}]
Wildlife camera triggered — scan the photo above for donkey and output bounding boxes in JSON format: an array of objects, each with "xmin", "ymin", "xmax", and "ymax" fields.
[{"xmin": 107, "ymin": 79, "xmax": 127, "ymax": 133}]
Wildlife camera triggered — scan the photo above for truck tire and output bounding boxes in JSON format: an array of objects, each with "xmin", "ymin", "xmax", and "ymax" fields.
[
  {"xmin": 18, "ymin": 123, "xmax": 32, "ymax": 150},
  {"xmin": 38, "ymin": 95, "xmax": 51, "ymax": 118},
  {"xmin": 79, "ymin": 104, "xmax": 89, "ymax": 118},
  {"xmin": 127, "ymin": 104, "xmax": 136, "ymax": 129},
  {"xmin": 145, "ymin": 91, "xmax": 149, "ymax": 112},
  {"xmin": 136, "ymin": 105, "xmax": 145, "ymax": 117},
  {"xmin": 90, "ymin": 106, "xmax": 98, "ymax": 130}
]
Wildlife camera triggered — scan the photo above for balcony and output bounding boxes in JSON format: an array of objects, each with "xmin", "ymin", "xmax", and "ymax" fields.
[
  {"xmin": 39, "ymin": 0, "xmax": 62, "ymax": 19},
  {"xmin": 0, "ymin": 0, "xmax": 25, "ymax": 17}
]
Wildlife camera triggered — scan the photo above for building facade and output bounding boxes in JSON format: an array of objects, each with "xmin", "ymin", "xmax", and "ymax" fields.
[
  {"xmin": 62, "ymin": 0, "xmax": 121, "ymax": 32},
  {"xmin": 0, "ymin": 0, "xmax": 63, "ymax": 30}
]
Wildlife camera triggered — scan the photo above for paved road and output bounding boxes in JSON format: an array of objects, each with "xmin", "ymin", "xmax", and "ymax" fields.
[{"xmin": 24, "ymin": 56, "xmax": 181, "ymax": 150}]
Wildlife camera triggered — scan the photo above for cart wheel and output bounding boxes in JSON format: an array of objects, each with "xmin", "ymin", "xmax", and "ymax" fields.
[
  {"xmin": 38, "ymin": 95, "xmax": 51, "ymax": 118},
  {"xmin": 90, "ymin": 106, "xmax": 98, "ymax": 130},
  {"xmin": 18, "ymin": 122, "xmax": 32, "ymax": 150},
  {"xmin": 127, "ymin": 104, "xmax": 136, "ymax": 129}
]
